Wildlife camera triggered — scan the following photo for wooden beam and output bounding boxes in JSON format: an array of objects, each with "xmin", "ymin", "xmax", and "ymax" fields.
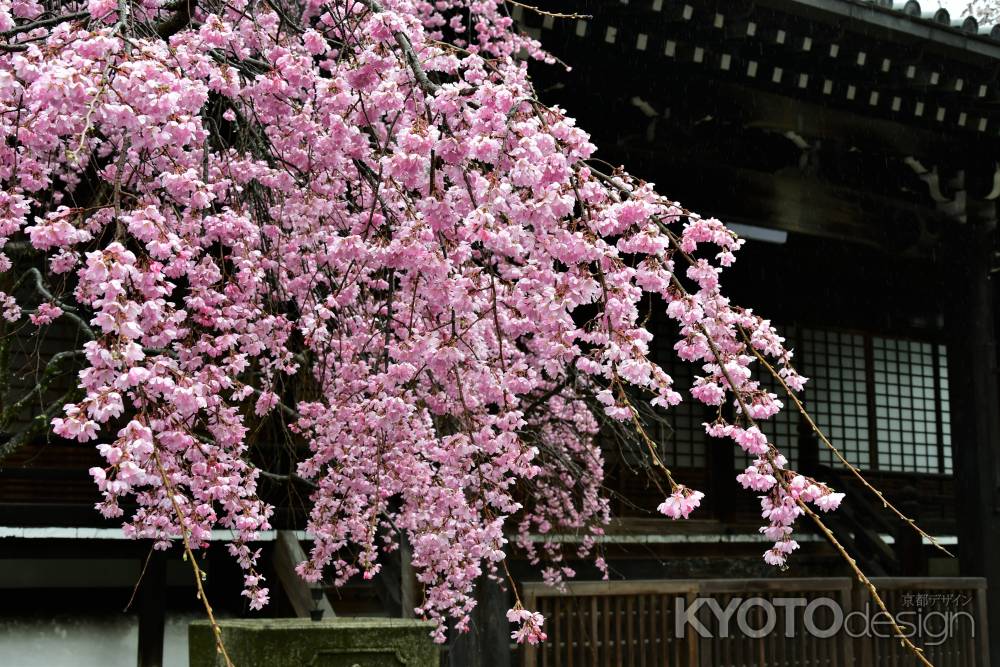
[{"xmin": 274, "ymin": 530, "xmax": 334, "ymax": 619}]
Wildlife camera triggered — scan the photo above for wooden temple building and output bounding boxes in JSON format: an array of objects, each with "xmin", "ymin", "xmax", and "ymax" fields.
[
  {"xmin": 508, "ymin": 1, "xmax": 1000, "ymax": 665},
  {"xmin": 2, "ymin": 1, "xmax": 1000, "ymax": 665}
]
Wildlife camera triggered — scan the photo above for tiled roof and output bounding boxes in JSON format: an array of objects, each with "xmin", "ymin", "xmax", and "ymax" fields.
[{"xmin": 856, "ymin": 1, "xmax": 1000, "ymax": 40}]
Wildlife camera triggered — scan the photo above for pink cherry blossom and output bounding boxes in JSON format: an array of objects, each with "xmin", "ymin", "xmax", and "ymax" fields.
[
  {"xmin": 657, "ymin": 487, "xmax": 705, "ymax": 520},
  {"xmin": 507, "ymin": 606, "xmax": 547, "ymax": 645},
  {"xmin": 28, "ymin": 301, "xmax": 62, "ymax": 325}
]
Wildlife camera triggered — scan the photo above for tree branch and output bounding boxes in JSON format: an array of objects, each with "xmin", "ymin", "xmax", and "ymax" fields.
[
  {"xmin": 256, "ymin": 468, "xmax": 317, "ymax": 489},
  {"xmin": 357, "ymin": 0, "xmax": 440, "ymax": 94},
  {"xmin": 22, "ymin": 267, "xmax": 95, "ymax": 341},
  {"xmin": 0, "ymin": 384, "xmax": 82, "ymax": 460},
  {"xmin": 1, "ymin": 11, "xmax": 90, "ymax": 37}
]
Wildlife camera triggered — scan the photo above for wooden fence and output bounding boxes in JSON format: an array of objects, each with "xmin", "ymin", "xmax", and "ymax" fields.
[
  {"xmin": 861, "ymin": 578, "xmax": 989, "ymax": 667},
  {"xmin": 521, "ymin": 577, "xmax": 988, "ymax": 667}
]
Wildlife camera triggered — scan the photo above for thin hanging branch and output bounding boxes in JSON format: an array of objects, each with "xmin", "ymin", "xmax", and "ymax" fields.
[
  {"xmin": 152, "ymin": 448, "xmax": 235, "ymax": 667},
  {"xmin": 702, "ymin": 321, "xmax": 932, "ymax": 665},
  {"xmin": 739, "ymin": 327, "xmax": 954, "ymax": 558}
]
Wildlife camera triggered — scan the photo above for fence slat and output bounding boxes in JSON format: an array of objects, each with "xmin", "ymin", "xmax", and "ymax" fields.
[
  {"xmin": 553, "ymin": 597, "xmax": 562, "ymax": 667},
  {"xmin": 601, "ymin": 595, "xmax": 610, "ymax": 667},
  {"xmin": 614, "ymin": 595, "xmax": 622, "ymax": 667}
]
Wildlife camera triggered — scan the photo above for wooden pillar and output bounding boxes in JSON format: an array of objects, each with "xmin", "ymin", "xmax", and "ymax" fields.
[
  {"xmin": 796, "ymin": 415, "xmax": 819, "ymax": 477},
  {"xmin": 943, "ymin": 219, "xmax": 1000, "ymax": 663},
  {"xmin": 895, "ymin": 485, "xmax": 926, "ymax": 576},
  {"xmin": 447, "ymin": 577, "xmax": 511, "ymax": 667},
  {"xmin": 400, "ymin": 537, "xmax": 417, "ymax": 618},
  {"xmin": 137, "ymin": 550, "xmax": 166, "ymax": 667},
  {"xmin": 708, "ymin": 424, "xmax": 736, "ymax": 521}
]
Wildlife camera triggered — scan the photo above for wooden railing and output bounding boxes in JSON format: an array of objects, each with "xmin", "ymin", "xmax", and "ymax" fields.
[
  {"xmin": 521, "ymin": 577, "xmax": 988, "ymax": 667},
  {"xmin": 524, "ymin": 579, "xmax": 698, "ymax": 667}
]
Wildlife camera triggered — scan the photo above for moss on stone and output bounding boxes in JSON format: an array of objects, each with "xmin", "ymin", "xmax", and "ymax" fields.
[{"xmin": 189, "ymin": 618, "xmax": 440, "ymax": 666}]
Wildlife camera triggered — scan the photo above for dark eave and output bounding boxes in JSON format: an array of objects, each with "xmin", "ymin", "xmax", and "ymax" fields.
[
  {"xmin": 522, "ymin": 1, "xmax": 1000, "ymax": 242},
  {"xmin": 779, "ymin": 0, "xmax": 1000, "ymax": 60},
  {"xmin": 521, "ymin": 1, "xmax": 1000, "ymax": 146}
]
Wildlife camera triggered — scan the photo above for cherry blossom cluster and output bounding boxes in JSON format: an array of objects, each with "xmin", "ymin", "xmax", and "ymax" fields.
[
  {"xmin": 657, "ymin": 486, "xmax": 704, "ymax": 520},
  {"xmin": 507, "ymin": 605, "xmax": 546, "ymax": 645},
  {"xmin": 738, "ymin": 454, "xmax": 845, "ymax": 566},
  {"xmin": 0, "ymin": 0, "xmax": 845, "ymax": 642}
]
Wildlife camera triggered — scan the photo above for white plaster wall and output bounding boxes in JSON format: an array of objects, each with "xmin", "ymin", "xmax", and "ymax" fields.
[
  {"xmin": 0, "ymin": 615, "xmax": 138, "ymax": 666},
  {"xmin": 0, "ymin": 613, "xmax": 197, "ymax": 667}
]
